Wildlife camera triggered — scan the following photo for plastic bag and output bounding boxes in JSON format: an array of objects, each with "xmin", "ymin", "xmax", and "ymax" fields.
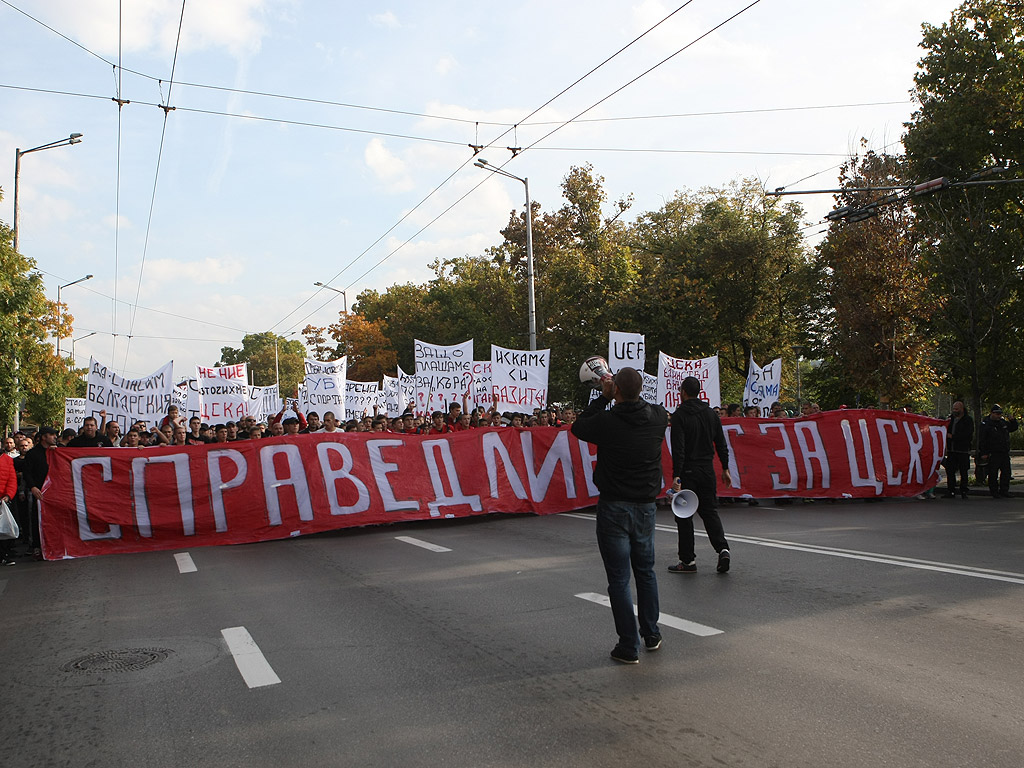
[{"xmin": 0, "ymin": 499, "xmax": 19, "ymax": 540}]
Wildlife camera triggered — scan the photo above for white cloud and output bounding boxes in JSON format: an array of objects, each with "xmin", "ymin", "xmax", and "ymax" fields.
[
  {"xmin": 370, "ymin": 11, "xmax": 399, "ymax": 29},
  {"xmin": 435, "ymin": 55, "xmax": 457, "ymax": 76},
  {"xmin": 103, "ymin": 214, "xmax": 132, "ymax": 230},
  {"xmin": 364, "ymin": 139, "xmax": 414, "ymax": 192},
  {"xmin": 145, "ymin": 256, "xmax": 244, "ymax": 284}
]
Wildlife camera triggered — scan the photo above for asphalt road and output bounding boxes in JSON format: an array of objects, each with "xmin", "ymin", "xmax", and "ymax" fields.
[{"xmin": 3, "ymin": 495, "xmax": 1023, "ymax": 768}]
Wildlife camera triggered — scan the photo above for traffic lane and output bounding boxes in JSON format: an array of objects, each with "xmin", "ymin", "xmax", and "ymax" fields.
[{"xmin": 712, "ymin": 496, "xmax": 1024, "ymax": 573}]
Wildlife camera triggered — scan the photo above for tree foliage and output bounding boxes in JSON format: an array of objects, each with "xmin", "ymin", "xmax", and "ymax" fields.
[
  {"xmin": 219, "ymin": 332, "xmax": 306, "ymax": 397},
  {"xmin": 0, "ymin": 214, "xmax": 79, "ymax": 430},
  {"xmin": 302, "ymin": 313, "xmax": 397, "ymax": 381},
  {"xmin": 903, "ymin": 0, "xmax": 1024, "ymax": 420}
]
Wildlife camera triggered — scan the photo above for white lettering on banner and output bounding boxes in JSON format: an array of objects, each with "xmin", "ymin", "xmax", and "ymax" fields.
[
  {"xmin": 841, "ymin": 418, "xmax": 883, "ymax": 494},
  {"xmin": 422, "ymin": 439, "xmax": 482, "ymax": 516},
  {"xmin": 608, "ymin": 331, "xmax": 646, "ymax": 374},
  {"xmin": 577, "ymin": 438, "xmax": 599, "ymax": 496},
  {"xmin": 927, "ymin": 426, "xmax": 946, "ymax": 479},
  {"xmin": 208, "ymin": 449, "xmax": 247, "ymax": 532},
  {"xmin": 366, "ymin": 439, "xmax": 419, "ymax": 513},
  {"xmin": 481, "ymin": 432, "xmax": 528, "ymax": 500},
  {"xmin": 721, "ymin": 423, "xmax": 743, "ymax": 488},
  {"xmin": 903, "ymin": 421, "xmax": 925, "ymax": 483},
  {"xmin": 876, "ymin": 419, "xmax": 903, "ymax": 485},
  {"xmin": 260, "ymin": 445, "xmax": 314, "ymax": 524},
  {"xmin": 759, "ymin": 422, "xmax": 798, "ymax": 490},
  {"xmin": 793, "ymin": 422, "xmax": 831, "ymax": 489},
  {"xmin": 519, "ymin": 430, "xmax": 576, "ymax": 502},
  {"xmin": 72, "ymin": 457, "xmax": 120, "ymax": 541},
  {"xmin": 131, "ymin": 455, "xmax": 195, "ymax": 537},
  {"xmin": 87, "ymin": 357, "xmax": 174, "ymax": 429},
  {"xmin": 658, "ymin": 353, "xmax": 721, "ymax": 410},
  {"xmin": 316, "ymin": 443, "xmax": 371, "ymax": 516}
]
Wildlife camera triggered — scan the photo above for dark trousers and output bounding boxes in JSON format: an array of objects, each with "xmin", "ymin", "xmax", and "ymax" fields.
[
  {"xmin": 988, "ymin": 452, "xmax": 1011, "ymax": 496},
  {"xmin": 596, "ymin": 499, "xmax": 660, "ymax": 654},
  {"xmin": 946, "ymin": 453, "xmax": 970, "ymax": 495},
  {"xmin": 676, "ymin": 463, "xmax": 729, "ymax": 563}
]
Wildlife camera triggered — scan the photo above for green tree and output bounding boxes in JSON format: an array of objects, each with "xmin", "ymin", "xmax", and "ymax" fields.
[
  {"xmin": 219, "ymin": 332, "xmax": 306, "ymax": 398},
  {"xmin": 302, "ymin": 313, "xmax": 397, "ymax": 381},
  {"xmin": 811, "ymin": 147, "xmax": 937, "ymax": 409},
  {"xmin": 0, "ymin": 215, "xmax": 79, "ymax": 430},
  {"xmin": 903, "ymin": 0, "xmax": 1024, "ymax": 422}
]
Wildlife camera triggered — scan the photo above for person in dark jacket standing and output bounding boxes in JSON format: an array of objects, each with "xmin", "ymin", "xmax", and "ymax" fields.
[
  {"xmin": 571, "ymin": 367, "xmax": 669, "ymax": 665},
  {"xmin": 943, "ymin": 400, "xmax": 974, "ymax": 499},
  {"xmin": 978, "ymin": 405, "xmax": 1018, "ymax": 498},
  {"xmin": 668, "ymin": 376, "xmax": 733, "ymax": 574}
]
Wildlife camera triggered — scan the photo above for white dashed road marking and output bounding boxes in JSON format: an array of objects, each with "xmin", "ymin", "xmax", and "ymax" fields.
[
  {"xmin": 575, "ymin": 592, "xmax": 724, "ymax": 636},
  {"xmin": 174, "ymin": 552, "xmax": 197, "ymax": 573},
  {"xmin": 221, "ymin": 627, "xmax": 281, "ymax": 689},
  {"xmin": 395, "ymin": 536, "xmax": 452, "ymax": 553}
]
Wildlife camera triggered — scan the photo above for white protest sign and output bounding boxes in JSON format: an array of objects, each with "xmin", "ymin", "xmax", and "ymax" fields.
[
  {"xmin": 172, "ymin": 382, "xmax": 190, "ymax": 420},
  {"xmin": 413, "ymin": 339, "xmax": 473, "ymax": 416},
  {"xmin": 303, "ymin": 357, "xmax": 347, "ymax": 413},
  {"xmin": 657, "ymin": 352, "xmax": 721, "ymax": 410},
  {"xmin": 491, "ymin": 345, "xmax": 550, "ymax": 413},
  {"xmin": 609, "ymin": 331, "xmax": 646, "ymax": 374},
  {"xmin": 471, "ymin": 360, "xmax": 493, "ymax": 409},
  {"xmin": 641, "ymin": 371, "xmax": 658, "ymax": 403},
  {"xmin": 63, "ymin": 398, "xmax": 87, "ymax": 431},
  {"xmin": 247, "ymin": 384, "xmax": 281, "ymax": 422},
  {"xmin": 345, "ymin": 380, "xmax": 379, "ymax": 421},
  {"xmin": 381, "ymin": 375, "xmax": 402, "ymax": 417},
  {"xmin": 743, "ymin": 355, "xmax": 783, "ymax": 416},
  {"xmin": 398, "ymin": 365, "xmax": 416, "ymax": 414},
  {"xmin": 196, "ymin": 364, "xmax": 250, "ymax": 422},
  {"xmin": 86, "ymin": 357, "xmax": 174, "ymax": 429}
]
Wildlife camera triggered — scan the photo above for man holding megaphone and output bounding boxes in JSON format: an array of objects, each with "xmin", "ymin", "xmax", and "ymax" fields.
[
  {"xmin": 572, "ymin": 365, "xmax": 669, "ymax": 665},
  {"xmin": 668, "ymin": 376, "xmax": 733, "ymax": 575}
]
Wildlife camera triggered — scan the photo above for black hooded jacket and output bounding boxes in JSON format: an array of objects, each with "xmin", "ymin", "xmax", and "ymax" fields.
[
  {"xmin": 571, "ymin": 395, "xmax": 669, "ymax": 503},
  {"xmin": 670, "ymin": 398, "xmax": 729, "ymax": 479}
]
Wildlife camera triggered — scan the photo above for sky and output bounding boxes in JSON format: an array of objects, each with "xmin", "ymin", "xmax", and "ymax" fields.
[{"xmin": 0, "ymin": 0, "xmax": 964, "ymax": 381}]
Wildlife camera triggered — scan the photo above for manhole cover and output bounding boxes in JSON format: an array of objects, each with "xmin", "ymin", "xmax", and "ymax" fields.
[{"xmin": 61, "ymin": 648, "xmax": 174, "ymax": 675}]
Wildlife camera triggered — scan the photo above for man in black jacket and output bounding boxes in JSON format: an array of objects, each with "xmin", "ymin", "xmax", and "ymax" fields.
[
  {"xmin": 978, "ymin": 405, "xmax": 1019, "ymax": 498},
  {"xmin": 943, "ymin": 400, "xmax": 974, "ymax": 499},
  {"xmin": 668, "ymin": 376, "xmax": 733, "ymax": 574},
  {"xmin": 571, "ymin": 367, "xmax": 668, "ymax": 665}
]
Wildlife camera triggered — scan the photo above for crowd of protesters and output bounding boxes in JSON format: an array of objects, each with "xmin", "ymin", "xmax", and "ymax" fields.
[{"xmin": 1, "ymin": 394, "xmax": 1017, "ymax": 566}]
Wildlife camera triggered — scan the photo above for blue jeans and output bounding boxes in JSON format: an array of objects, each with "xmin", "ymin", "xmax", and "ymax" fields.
[{"xmin": 596, "ymin": 499, "xmax": 660, "ymax": 654}]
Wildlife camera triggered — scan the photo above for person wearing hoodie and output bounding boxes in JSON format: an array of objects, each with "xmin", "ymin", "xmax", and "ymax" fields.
[
  {"xmin": 668, "ymin": 376, "xmax": 733, "ymax": 575},
  {"xmin": 571, "ymin": 366, "xmax": 669, "ymax": 665}
]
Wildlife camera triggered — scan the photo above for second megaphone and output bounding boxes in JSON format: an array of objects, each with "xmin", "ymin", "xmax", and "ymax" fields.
[{"xmin": 579, "ymin": 356, "xmax": 613, "ymax": 389}]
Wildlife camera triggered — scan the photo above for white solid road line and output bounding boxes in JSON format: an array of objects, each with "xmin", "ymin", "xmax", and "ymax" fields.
[
  {"xmin": 395, "ymin": 536, "xmax": 452, "ymax": 553},
  {"xmin": 221, "ymin": 627, "xmax": 282, "ymax": 689},
  {"xmin": 576, "ymin": 592, "xmax": 724, "ymax": 636},
  {"xmin": 174, "ymin": 552, "xmax": 197, "ymax": 574},
  {"xmin": 562, "ymin": 512, "xmax": 1024, "ymax": 586}
]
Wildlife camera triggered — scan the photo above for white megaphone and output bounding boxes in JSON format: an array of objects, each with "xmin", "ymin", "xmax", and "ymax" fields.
[
  {"xmin": 667, "ymin": 488, "xmax": 699, "ymax": 519},
  {"xmin": 579, "ymin": 355, "xmax": 613, "ymax": 389}
]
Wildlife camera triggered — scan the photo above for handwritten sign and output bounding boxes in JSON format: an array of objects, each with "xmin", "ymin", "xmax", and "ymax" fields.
[
  {"xmin": 63, "ymin": 398, "xmax": 87, "ymax": 431},
  {"xmin": 86, "ymin": 357, "xmax": 174, "ymax": 429},
  {"xmin": 303, "ymin": 357, "xmax": 347, "ymax": 412},
  {"xmin": 608, "ymin": 331, "xmax": 646, "ymax": 374},
  {"xmin": 196, "ymin": 364, "xmax": 249, "ymax": 422},
  {"xmin": 345, "ymin": 380, "xmax": 380, "ymax": 421},
  {"xmin": 657, "ymin": 352, "xmax": 721, "ymax": 410},
  {"xmin": 743, "ymin": 354, "xmax": 782, "ymax": 416},
  {"xmin": 491, "ymin": 345, "xmax": 550, "ymax": 412},
  {"xmin": 414, "ymin": 339, "xmax": 473, "ymax": 415}
]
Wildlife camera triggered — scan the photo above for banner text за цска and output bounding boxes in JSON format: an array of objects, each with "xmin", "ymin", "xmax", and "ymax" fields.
[{"xmin": 41, "ymin": 410, "xmax": 946, "ymax": 559}]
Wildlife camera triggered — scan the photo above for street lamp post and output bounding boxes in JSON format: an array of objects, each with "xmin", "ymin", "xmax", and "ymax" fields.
[
  {"xmin": 313, "ymin": 281, "xmax": 347, "ymax": 313},
  {"xmin": 56, "ymin": 274, "xmax": 93, "ymax": 357},
  {"xmin": 71, "ymin": 331, "xmax": 97, "ymax": 363},
  {"xmin": 13, "ymin": 133, "xmax": 83, "ymax": 253},
  {"xmin": 474, "ymin": 159, "xmax": 537, "ymax": 352}
]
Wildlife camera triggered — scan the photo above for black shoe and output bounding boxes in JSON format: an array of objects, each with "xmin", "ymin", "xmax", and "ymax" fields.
[
  {"xmin": 717, "ymin": 549, "xmax": 731, "ymax": 573},
  {"xmin": 0, "ymin": 558, "xmax": 15, "ymax": 566},
  {"xmin": 941, "ymin": 493, "xmax": 955, "ymax": 499},
  {"xmin": 644, "ymin": 635, "xmax": 662, "ymax": 651},
  {"xmin": 610, "ymin": 645, "xmax": 639, "ymax": 664},
  {"xmin": 960, "ymin": 492, "xmax": 969, "ymax": 500},
  {"xmin": 668, "ymin": 561, "xmax": 697, "ymax": 574},
  {"xmin": 748, "ymin": 499, "xmax": 760, "ymax": 506}
]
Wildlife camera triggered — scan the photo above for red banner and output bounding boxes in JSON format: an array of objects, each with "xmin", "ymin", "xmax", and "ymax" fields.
[{"xmin": 40, "ymin": 410, "xmax": 945, "ymax": 559}]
